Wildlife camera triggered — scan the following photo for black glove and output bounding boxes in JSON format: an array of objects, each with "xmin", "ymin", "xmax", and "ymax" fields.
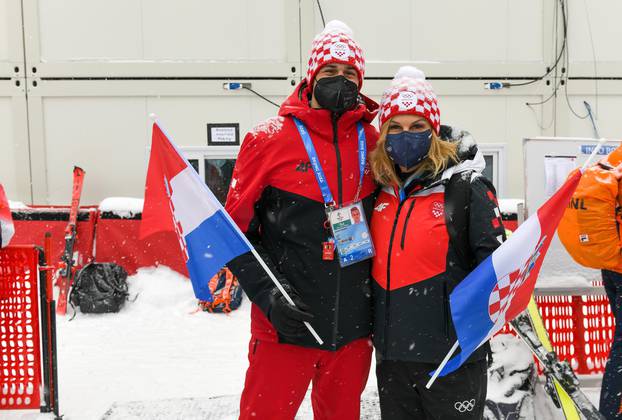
[{"xmin": 267, "ymin": 286, "xmax": 314, "ymax": 338}]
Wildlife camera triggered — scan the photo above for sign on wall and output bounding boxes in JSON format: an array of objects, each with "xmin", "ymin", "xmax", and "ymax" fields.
[{"xmin": 207, "ymin": 123, "xmax": 240, "ymax": 146}]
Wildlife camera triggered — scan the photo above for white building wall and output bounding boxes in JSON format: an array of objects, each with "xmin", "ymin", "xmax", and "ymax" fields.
[{"xmin": 0, "ymin": 0, "xmax": 619, "ymax": 204}]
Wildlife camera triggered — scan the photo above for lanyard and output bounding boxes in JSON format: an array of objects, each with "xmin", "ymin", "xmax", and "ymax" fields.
[
  {"xmin": 292, "ymin": 117, "xmax": 367, "ymax": 208},
  {"xmin": 398, "ymin": 187, "xmax": 406, "ymax": 202}
]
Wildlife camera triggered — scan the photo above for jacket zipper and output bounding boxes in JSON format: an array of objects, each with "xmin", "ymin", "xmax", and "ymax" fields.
[
  {"xmin": 443, "ymin": 282, "xmax": 450, "ymax": 337},
  {"xmin": 400, "ymin": 199, "xmax": 417, "ymax": 250},
  {"xmin": 331, "ymin": 114, "xmax": 343, "ymax": 348},
  {"xmin": 384, "ymin": 199, "xmax": 407, "ymax": 356},
  {"xmin": 331, "ymin": 114, "xmax": 343, "ymax": 206},
  {"xmin": 333, "ymin": 272, "xmax": 341, "ymax": 349}
]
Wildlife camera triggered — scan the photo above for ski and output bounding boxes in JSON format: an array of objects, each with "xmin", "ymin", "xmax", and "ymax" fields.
[
  {"xmin": 526, "ymin": 297, "xmax": 581, "ymax": 420},
  {"xmin": 510, "ymin": 298, "xmax": 604, "ymax": 420},
  {"xmin": 56, "ymin": 166, "xmax": 85, "ymax": 315}
]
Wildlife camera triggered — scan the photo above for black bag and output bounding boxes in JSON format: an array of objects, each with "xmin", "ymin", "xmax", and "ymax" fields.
[{"xmin": 70, "ymin": 263, "xmax": 129, "ymax": 314}]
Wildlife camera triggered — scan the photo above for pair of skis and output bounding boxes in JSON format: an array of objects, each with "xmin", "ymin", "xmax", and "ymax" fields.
[
  {"xmin": 510, "ymin": 297, "xmax": 604, "ymax": 420},
  {"xmin": 56, "ymin": 166, "xmax": 85, "ymax": 315}
]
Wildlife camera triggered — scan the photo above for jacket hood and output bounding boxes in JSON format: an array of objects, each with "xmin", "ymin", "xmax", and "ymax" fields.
[
  {"xmin": 278, "ymin": 81, "xmax": 379, "ymax": 125},
  {"xmin": 438, "ymin": 125, "xmax": 485, "ymax": 181},
  {"xmin": 398, "ymin": 125, "xmax": 485, "ymax": 192}
]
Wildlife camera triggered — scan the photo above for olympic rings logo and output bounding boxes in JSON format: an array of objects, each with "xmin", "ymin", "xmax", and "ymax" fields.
[{"xmin": 454, "ymin": 399, "xmax": 476, "ymax": 412}]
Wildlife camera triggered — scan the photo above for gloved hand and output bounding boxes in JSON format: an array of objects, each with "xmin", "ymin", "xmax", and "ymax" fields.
[{"xmin": 267, "ymin": 286, "xmax": 314, "ymax": 338}]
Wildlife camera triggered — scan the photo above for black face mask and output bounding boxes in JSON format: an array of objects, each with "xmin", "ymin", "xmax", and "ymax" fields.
[{"xmin": 313, "ymin": 75, "xmax": 359, "ymax": 114}]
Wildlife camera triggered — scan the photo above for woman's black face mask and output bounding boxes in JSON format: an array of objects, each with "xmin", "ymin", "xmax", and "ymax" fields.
[{"xmin": 313, "ymin": 75, "xmax": 359, "ymax": 115}]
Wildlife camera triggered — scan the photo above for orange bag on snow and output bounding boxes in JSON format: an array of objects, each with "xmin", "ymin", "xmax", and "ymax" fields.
[{"xmin": 558, "ymin": 144, "xmax": 622, "ymax": 273}]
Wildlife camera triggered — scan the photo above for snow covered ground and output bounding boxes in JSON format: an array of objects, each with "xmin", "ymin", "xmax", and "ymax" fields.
[{"xmin": 2, "ymin": 267, "xmax": 602, "ymax": 420}]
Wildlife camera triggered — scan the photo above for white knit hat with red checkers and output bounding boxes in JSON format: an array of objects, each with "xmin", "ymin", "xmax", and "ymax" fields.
[
  {"xmin": 306, "ymin": 20, "xmax": 365, "ymax": 89},
  {"xmin": 379, "ymin": 66, "xmax": 441, "ymax": 135}
]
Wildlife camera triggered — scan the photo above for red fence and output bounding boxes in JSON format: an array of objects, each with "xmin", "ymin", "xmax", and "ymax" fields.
[
  {"xmin": 0, "ymin": 246, "xmax": 43, "ymax": 409},
  {"xmin": 499, "ymin": 292, "xmax": 614, "ymax": 375},
  {"xmin": 10, "ymin": 207, "xmax": 185, "ymax": 276},
  {"xmin": 10, "ymin": 207, "xmax": 98, "ymax": 269}
]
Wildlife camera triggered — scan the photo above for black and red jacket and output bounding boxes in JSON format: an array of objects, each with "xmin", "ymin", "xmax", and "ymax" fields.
[
  {"xmin": 225, "ymin": 81, "xmax": 379, "ymax": 351},
  {"xmin": 370, "ymin": 127, "xmax": 506, "ymax": 363}
]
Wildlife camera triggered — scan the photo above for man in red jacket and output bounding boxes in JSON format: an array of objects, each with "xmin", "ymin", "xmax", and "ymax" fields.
[{"xmin": 225, "ymin": 20, "xmax": 379, "ymax": 420}]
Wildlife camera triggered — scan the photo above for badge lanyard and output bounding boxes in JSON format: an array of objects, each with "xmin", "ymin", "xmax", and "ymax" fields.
[
  {"xmin": 293, "ymin": 117, "xmax": 374, "ymax": 265},
  {"xmin": 292, "ymin": 117, "xmax": 367, "ymax": 208}
]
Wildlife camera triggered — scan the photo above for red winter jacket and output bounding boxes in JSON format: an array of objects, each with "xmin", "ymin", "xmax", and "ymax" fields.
[
  {"xmin": 225, "ymin": 81, "xmax": 379, "ymax": 350},
  {"xmin": 370, "ymin": 127, "xmax": 506, "ymax": 363}
]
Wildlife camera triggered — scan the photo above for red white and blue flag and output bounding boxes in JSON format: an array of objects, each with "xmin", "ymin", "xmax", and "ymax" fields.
[
  {"xmin": 433, "ymin": 169, "xmax": 582, "ymax": 377},
  {"xmin": 140, "ymin": 122, "xmax": 251, "ymax": 301}
]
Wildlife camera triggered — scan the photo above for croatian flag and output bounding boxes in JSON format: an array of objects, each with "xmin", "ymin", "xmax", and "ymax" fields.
[
  {"xmin": 0, "ymin": 184, "xmax": 15, "ymax": 248},
  {"xmin": 140, "ymin": 122, "xmax": 251, "ymax": 301},
  {"xmin": 433, "ymin": 169, "xmax": 582, "ymax": 377}
]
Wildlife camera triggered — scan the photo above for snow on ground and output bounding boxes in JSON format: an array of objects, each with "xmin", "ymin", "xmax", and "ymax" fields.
[
  {"xmin": 4, "ymin": 266, "xmax": 252, "ymax": 420},
  {"xmin": 2, "ymin": 267, "xmax": 603, "ymax": 419},
  {"xmin": 487, "ymin": 334, "xmax": 535, "ymax": 404}
]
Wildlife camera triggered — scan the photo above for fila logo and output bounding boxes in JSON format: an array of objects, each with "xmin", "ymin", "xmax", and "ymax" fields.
[
  {"xmin": 454, "ymin": 399, "xmax": 475, "ymax": 413},
  {"xmin": 296, "ymin": 162, "xmax": 312, "ymax": 172},
  {"xmin": 375, "ymin": 202, "xmax": 389, "ymax": 212}
]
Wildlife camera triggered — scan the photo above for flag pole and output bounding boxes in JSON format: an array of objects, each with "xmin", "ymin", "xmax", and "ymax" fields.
[
  {"xmin": 581, "ymin": 137, "xmax": 607, "ymax": 172},
  {"xmin": 249, "ymin": 248, "xmax": 324, "ymax": 345},
  {"xmin": 425, "ymin": 340, "xmax": 459, "ymax": 389}
]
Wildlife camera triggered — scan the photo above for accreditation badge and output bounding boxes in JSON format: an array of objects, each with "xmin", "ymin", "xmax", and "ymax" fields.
[{"xmin": 326, "ymin": 201, "xmax": 375, "ymax": 267}]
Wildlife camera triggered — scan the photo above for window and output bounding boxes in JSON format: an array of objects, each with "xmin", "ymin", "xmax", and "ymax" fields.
[
  {"xmin": 204, "ymin": 158, "xmax": 236, "ymax": 204},
  {"xmin": 179, "ymin": 146, "xmax": 240, "ymax": 205},
  {"xmin": 477, "ymin": 144, "xmax": 505, "ymax": 197}
]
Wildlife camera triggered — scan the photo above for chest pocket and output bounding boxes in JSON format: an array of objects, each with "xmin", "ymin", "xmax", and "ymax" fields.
[{"xmin": 389, "ymin": 193, "xmax": 449, "ymax": 290}]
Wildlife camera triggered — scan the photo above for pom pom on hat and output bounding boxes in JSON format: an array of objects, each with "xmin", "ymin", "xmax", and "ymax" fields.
[
  {"xmin": 379, "ymin": 66, "xmax": 441, "ymax": 134},
  {"xmin": 306, "ymin": 20, "xmax": 365, "ymax": 89},
  {"xmin": 393, "ymin": 66, "xmax": 426, "ymax": 82},
  {"xmin": 322, "ymin": 20, "xmax": 354, "ymax": 36}
]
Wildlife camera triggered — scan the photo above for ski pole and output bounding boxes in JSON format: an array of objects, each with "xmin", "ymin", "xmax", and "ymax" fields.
[{"xmin": 425, "ymin": 340, "xmax": 459, "ymax": 389}]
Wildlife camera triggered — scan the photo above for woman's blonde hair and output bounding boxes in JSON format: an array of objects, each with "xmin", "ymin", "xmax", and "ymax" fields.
[{"xmin": 369, "ymin": 117, "xmax": 459, "ymax": 186}]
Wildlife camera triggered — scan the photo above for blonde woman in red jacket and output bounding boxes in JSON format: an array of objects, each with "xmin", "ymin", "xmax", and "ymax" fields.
[{"xmin": 369, "ymin": 67, "xmax": 506, "ymax": 419}]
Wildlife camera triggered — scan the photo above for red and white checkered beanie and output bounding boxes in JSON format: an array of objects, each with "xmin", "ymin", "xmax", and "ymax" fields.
[
  {"xmin": 306, "ymin": 20, "xmax": 365, "ymax": 90},
  {"xmin": 379, "ymin": 66, "xmax": 441, "ymax": 135}
]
